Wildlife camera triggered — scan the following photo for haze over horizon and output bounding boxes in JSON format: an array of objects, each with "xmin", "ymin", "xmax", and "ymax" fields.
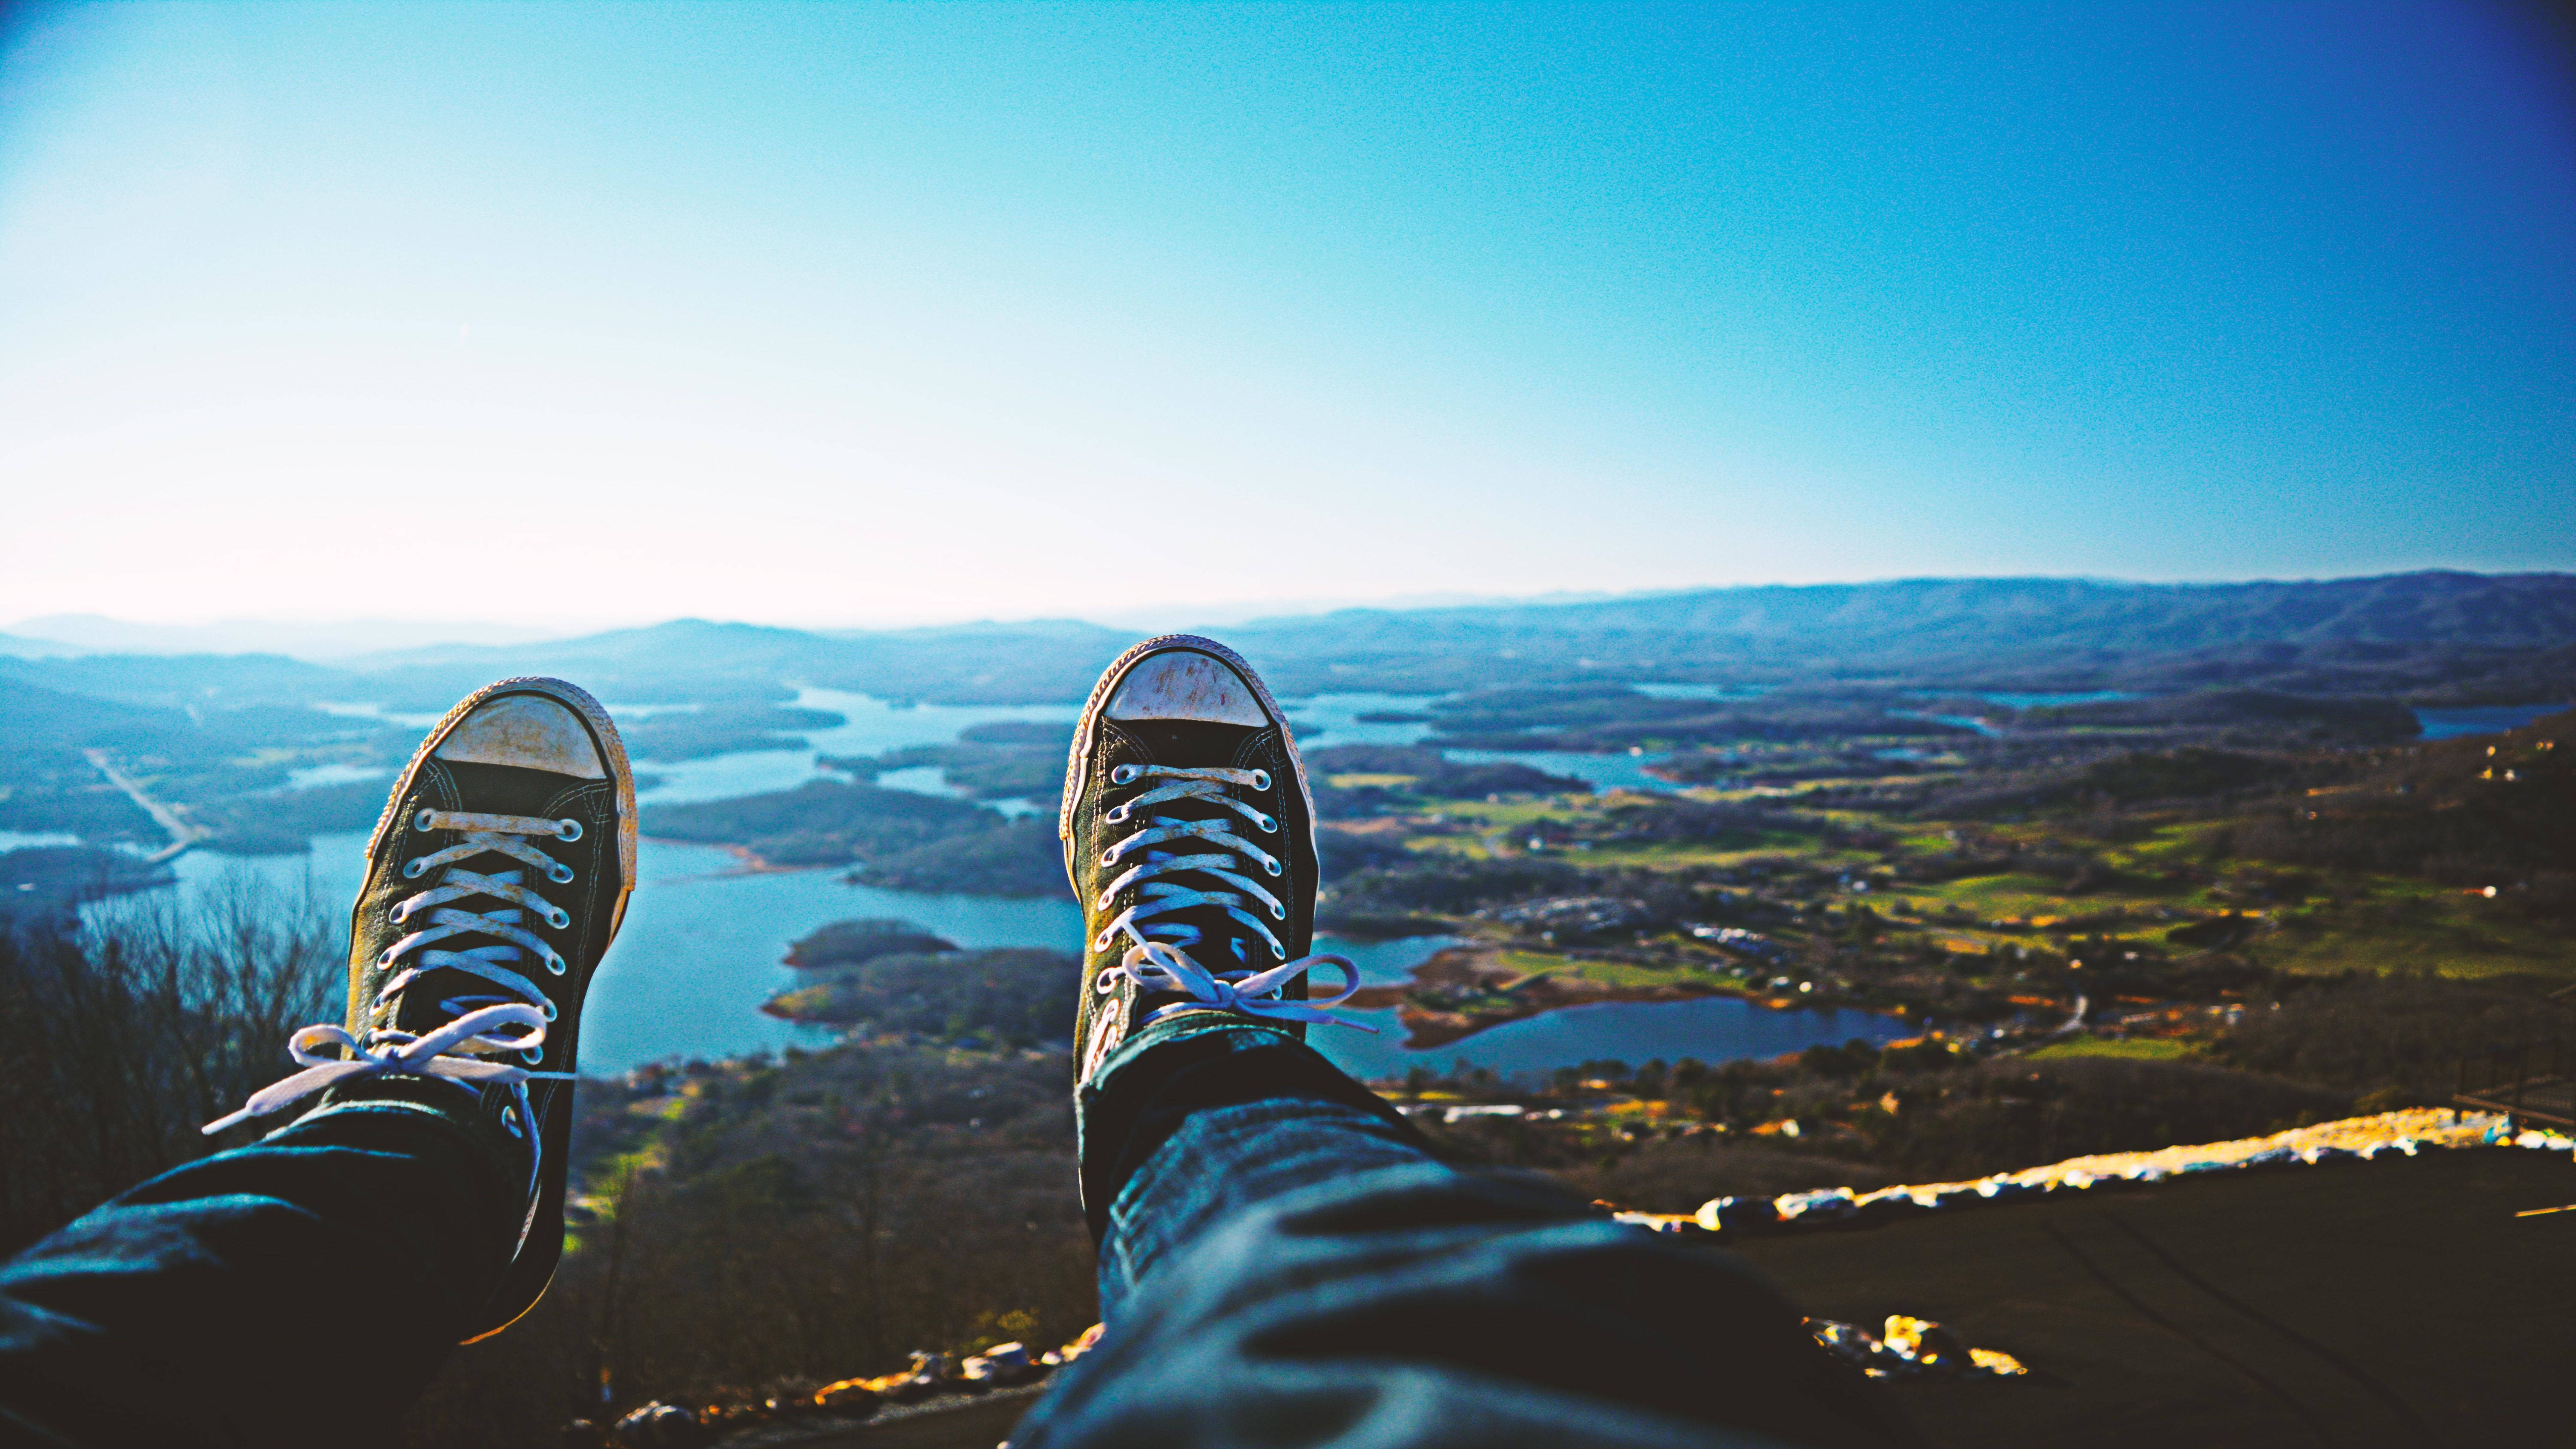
[
  {"xmin": 7, "ymin": 566, "xmax": 2571, "ymax": 666},
  {"xmin": 4, "ymin": 2, "xmax": 2570, "ymax": 629}
]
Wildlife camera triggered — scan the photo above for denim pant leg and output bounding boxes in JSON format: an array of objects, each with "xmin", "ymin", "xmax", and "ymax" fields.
[
  {"xmin": 0, "ymin": 1093, "xmax": 517, "ymax": 1448},
  {"xmin": 1018, "ymin": 1018, "xmax": 1919, "ymax": 1449}
]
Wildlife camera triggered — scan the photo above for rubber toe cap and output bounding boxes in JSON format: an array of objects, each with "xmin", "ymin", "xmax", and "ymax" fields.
[
  {"xmin": 432, "ymin": 693, "xmax": 607, "ymax": 779},
  {"xmin": 1105, "ymin": 650, "xmax": 1271, "ymax": 725}
]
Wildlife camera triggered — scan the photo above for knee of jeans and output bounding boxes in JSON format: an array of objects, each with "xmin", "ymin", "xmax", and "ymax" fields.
[{"xmin": 1114, "ymin": 1163, "xmax": 1591, "ymax": 1313}]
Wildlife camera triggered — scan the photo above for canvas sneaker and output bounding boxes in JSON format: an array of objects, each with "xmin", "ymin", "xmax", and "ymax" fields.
[
  {"xmin": 205, "ymin": 676, "xmax": 637, "ymax": 1342},
  {"xmin": 1060, "ymin": 636, "xmax": 1367, "ymax": 1088}
]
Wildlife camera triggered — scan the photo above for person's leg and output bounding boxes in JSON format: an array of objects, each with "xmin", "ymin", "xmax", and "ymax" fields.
[
  {"xmin": 1, "ymin": 677, "xmax": 640, "ymax": 1447},
  {"xmin": 1017, "ymin": 1015, "xmax": 1919, "ymax": 1449},
  {"xmin": 1029, "ymin": 637, "xmax": 1918, "ymax": 1448},
  {"xmin": 0, "ymin": 1090, "xmax": 517, "ymax": 1447}
]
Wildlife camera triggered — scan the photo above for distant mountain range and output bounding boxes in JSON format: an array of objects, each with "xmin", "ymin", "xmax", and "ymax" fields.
[{"xmin": 3, "ymin": 572, "xmax": 2571, "ymax": 710}]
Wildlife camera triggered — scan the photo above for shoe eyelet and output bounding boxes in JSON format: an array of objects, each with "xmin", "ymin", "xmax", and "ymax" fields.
[
  {"xmin": 1109, "ymin": 764, "xmax": 1142, "ymax": 785},
  {"xmin": 1106, "ymin": 805, "xmax": 1129, "ymax": 823},
  {"xmin": 548, "ymin": 862, "xmax": 575, "ymax": 884},
  {"xmin": 1093, "ymin": 932, "xmax": 1113, "ymax": 951},
  {"xmin": 544, "ymin": 953, "xmax": 567, "ymax": 976},
  {"xmin": 413, "ymin": 809, "xmax": 438, "ymax": 832},
  {"xmin": 402, "ymin": 858, "xmax": 428, "ymax": 879},
  {"xmin": 1249, "ymin": 770, "xmax": 1271, "ymax": 791},
  {"xmin": 1094, "ymin": 893, "xmax": 1114, "ymax": 911},
  {"xmin": 1262, "ymin": 858, "xmax": 1282, "ymax": 876},
  {"xmin": 501, "ymin": 1106, "xmax": 524, "ymax": 1136},
  {"xmin": 390, "ymin": 902, "xmax": 411, "ymax": 923},
  {"xmin": 541, "ymin": 999, "xmax": 559, "ymax": 1020},
  {"xmin": 1254, "ymin": 813, "xmax": 1276, "ymax": 832},
  {"xmin": 1269, "ymin": 904, "xmax": 1286, "ymax": 920},
  {"xmin": 544, "ymin": 907, "xmax": 571, "ymax": 929},
  {"xmin": 554, "ymin": 819, "xmax": 583, "ymax": 842},
  {"xmin": 1270, "ymin": 943, "xmax": 1287, "ymax": 959},
  {"xmin": 521, "ymin": 1047, "xmax": 544, "ymax": 1065},
  {"xmin": 1098, "ymin": 848, "xmax": 1118, "ymax": 867}
]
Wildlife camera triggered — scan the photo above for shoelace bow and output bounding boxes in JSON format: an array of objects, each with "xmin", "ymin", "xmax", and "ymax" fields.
[
  {"xmin": 205, "ymin": 809, "xmax": 585, "ymax": 1193},
  {"xmin": 1088, "ymin": 763, "xmax": 1375, "ymax": 1033}
]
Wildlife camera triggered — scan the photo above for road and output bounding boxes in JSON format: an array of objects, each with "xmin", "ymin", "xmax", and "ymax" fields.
[{"xmin": 84, "ymin": 748, "xmax": 208, "ymax": 862}]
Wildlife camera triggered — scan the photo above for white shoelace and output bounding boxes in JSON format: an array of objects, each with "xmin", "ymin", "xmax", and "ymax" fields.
[
  {"xmin": 205, "ymin": 809, "xmax": 584, "ymax": 1194},
  {"xmin": 1087, "ymin": 763, "xmax": 1375, "ymax": 1033}
]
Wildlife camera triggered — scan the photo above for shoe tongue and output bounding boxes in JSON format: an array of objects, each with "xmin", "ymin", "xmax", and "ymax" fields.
[
  {"xmin": 1112, "ymin": 721, "xmax": 1271, "ymax": 973},
  {"xmin": 1119, "ymin": 719, "xmax": 1259, "ymax": 761},
  {"xmin": 442, "ymin": 758, "xmax": 584, "ymax": 814}
]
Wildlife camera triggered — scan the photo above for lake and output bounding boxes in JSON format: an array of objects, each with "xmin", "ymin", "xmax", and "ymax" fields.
[
  {"xmin": 631, "ymin": 689, "xmax": 1084, "ymax": 805},
  {"xmin": 99, "ymin": 683, "xmax": 2557, "ymax": 1083},
  {"xmin": 1443, "ymin": 748, "xmax": 1677, "ymax": 792},
  {"xmin": 113, "ymin": 686, "xmax": 1919, "ymax": 1081},
  {"xmin": 1316, "ymin": 996, "xmax": 1908, "ymax": 1081},
  {"xmin": 154, "ymin": 831, "xmax": 1896, "ymax": 1083},
  {"xmin": 2413, "ymin": 703, "xmax": 2569, "ymax": 740},
  {"xmin": 621, "ymin": 690, "xmax": 1686, "ymax": 802}
]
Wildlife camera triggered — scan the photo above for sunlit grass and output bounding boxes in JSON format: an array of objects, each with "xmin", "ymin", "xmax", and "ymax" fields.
[
  {"xmin": 1565, "ymin": 958, "xmax": 1706, "ymax": 989},
  {"xmin": 1574, "ymin": 838, "xmax": 1854, "ymax": 871},
  {"xmin": 2028, "ymin": 1037, "xmax": 2193, "ymax": 1061},
  {"xmin": 1367, "ymin": 789, "xmax": 2571, "ymax": 988},
  {"xmin": 2254, "ymin": 902, "xmax": 2570, "ymax": 981},
  {"xmin": 1494, "ymin": 948, "xmax": 1575, "ymax": 980}
]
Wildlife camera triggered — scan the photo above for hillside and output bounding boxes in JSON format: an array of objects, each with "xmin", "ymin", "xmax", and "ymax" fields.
[
  {"xmin": 1220, "ymin": 572, "xmax": 2576, "ymax": 696},
  {"xmin": 10, "ymin": 572, "xmax": 2570, "ymax": 710},
  {"xmin": 1, "ymin": 572, "xmax": 2566, "ymax": 858}
]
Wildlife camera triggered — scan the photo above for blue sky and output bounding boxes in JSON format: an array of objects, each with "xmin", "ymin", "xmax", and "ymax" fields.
[{"xmin": 1, "ymin": 1, "xmax": 2568, "ymax": 630}]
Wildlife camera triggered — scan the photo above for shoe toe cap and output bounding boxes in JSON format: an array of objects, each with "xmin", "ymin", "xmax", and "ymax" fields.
[
  {"xmin": 433, "ymin": 693, "xmax": 607, "ymax": 779},
  {"xmin": 1105, "ymin": 649, "xmax": 1271, "ymax": 726}
]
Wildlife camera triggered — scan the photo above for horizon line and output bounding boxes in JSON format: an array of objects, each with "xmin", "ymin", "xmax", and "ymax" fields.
[{"xmin": 3, "ymin": 566, "xmax": 2568, "ymax": 662}]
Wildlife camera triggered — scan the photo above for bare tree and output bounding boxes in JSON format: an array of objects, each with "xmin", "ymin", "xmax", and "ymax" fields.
[{"xmin": 0, "ymin": 870, "xmax": 338, "ymax": 1253}]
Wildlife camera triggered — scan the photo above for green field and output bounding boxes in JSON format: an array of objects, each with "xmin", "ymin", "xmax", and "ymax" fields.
[
  {"xmin": 2028, "ymin": 1037, "xmax": 2193, "ymax": 1062},
  {"xmin": 1372, "ymin": 784, "xmax": 2572, "ymax": 987}
]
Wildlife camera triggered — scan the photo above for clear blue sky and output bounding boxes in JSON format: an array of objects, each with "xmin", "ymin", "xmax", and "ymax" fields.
[{"xmin": 1, "ymin": 1, "xmax": 2568, "ymax": 629}]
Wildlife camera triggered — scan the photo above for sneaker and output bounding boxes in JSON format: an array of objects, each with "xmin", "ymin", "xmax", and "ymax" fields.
[
  {"xmin": 1060, "ymin": 636, "xmax": 1366, "ymax": 1087},
  {"xmin": 205, "ymin": 676, "xmax": 637, "ymax": 1342}
]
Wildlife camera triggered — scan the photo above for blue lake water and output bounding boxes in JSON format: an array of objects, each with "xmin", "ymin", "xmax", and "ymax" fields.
[
  {"xmin": 83, "ymin": 680, "xmax": 2562, "ymax": 1086},
  {"xmin": 1890, "ymin": 709, "xmax": 2002, "ymax": 738},
  {"xmin": 158, "ymin": 833, "xmax": 1081, "ymax": 1073},
  {"xmin": 93, "ymin": 686, "xmax": 1923, "ymax": 1080},
  {"xmin": 2413, "ymin": 703, "xmax": 2569, "ymax": 740},
  {"xmin": 1285, "ymin": 693, "xmax": 1440, "ymax": 747},
  {"xmin": 632, "ymin": 689, "xmax": 1083, "ymax": 805},
  {"xmin": 1633, "ymin": 683, "xmax": 1772, "ymax": 702},
  {"xmin": 1443, "ymin": 748, "xmax": 1677, "ymax": 792},
  {"xmin": 146, "ymin": 838, "xmax": 1891, "ymax": 1082},
  {"xmin": 1291, "ymin": 692, "xmax": 1680, "ymax": 790},
  {"xmin": 1972, "ymin": 691, "xmax": 2137, "ymax": 710},
  {"xmin": 1311, "ymin": 996, "xmax": 1908, "ymax": 1083}
]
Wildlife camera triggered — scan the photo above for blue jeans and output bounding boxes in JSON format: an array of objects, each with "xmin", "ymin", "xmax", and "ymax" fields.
[
  {"xmin": 0, "ymin": 1020, "xmax": 1912, "ymax": 1448},
  {"xmin": 1031, "ymin": 1015, "xmax": 1914, "ymax": 1448},
  {"xmin": 0, "ymin": 1092, "xmax": 517, "ymax": 1446}
]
